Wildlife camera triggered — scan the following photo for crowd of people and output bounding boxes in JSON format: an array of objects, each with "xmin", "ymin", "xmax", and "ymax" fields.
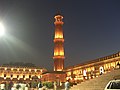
[
  {"xmin": 0, "ymin": 79, "xmax": 70, "ymax": 90},
  {"xmin": 0, "ymin": 81, "xmax": 29, "ymax": 90}
]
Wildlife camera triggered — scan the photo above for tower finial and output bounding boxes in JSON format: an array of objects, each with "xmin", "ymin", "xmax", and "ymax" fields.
[
  {"xmin": 57, "ymin": 11, "xmax": 61, "ymax": 15},
  {"xmin": 55, "ymin": 11, "xmax": 62, "ymax": 16}
]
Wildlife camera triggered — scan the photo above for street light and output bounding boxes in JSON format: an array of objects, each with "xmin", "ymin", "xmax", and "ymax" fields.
[{"xmin": 0, "ymin": 22, "xmax": 5, "ymax": 37}]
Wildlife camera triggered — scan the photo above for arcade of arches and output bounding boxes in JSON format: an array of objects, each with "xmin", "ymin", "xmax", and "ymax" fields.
[
  {"xmin": 64, "ymin": 52, "xmax": 120, "ymax": 82},
  {"xmin": 0, "ymin": 66, "xmax": 47, "ymax": 82}
]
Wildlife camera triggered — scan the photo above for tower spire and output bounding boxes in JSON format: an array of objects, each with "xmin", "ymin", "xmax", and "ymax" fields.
[{"xmin": 53, "ymin": 13, "xmax": 65, "ymax": 71}]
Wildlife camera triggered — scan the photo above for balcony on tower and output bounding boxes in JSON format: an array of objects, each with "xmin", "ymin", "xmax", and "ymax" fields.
[
  {"xmin": 54, "ymin": 14, "xmax": 64, "ymax": 25},
  {"xmin": 54, "ymin": 14, "xmax": 64, "ymax": 42}
]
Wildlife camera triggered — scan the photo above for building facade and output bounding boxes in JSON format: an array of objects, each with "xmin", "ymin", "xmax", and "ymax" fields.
[
  {"xmin": 0, "ymin": 65, "xmax": 47, "ymax": 82},
  {"xmin": 64, "ymin": 52, "xmax": 120, "ymax": 82},
  {"xmin": 41, "ymin": 71, "xmax": 66, "ymax": 82}
]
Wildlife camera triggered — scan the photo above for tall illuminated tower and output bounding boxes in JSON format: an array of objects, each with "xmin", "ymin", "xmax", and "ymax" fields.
[{"xmin": 53, "ymin": 13, "xmax": 65, "ymax": 71}]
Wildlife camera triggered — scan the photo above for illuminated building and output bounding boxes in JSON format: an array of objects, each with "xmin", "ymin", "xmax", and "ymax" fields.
[
  {"xmin": 64, "ymin": 52, "xmax": 120, "ymax": 82},
  {"xmin": 42, "ymin": 13, "xmax": 66, "ymax": 83},
  {"xmin": 0, "ymin": 65, "xmax": 47, "ymax": 82},
  {"xmin": 53, "ymin": 13, "xmax": 65, "ymax": 71}
]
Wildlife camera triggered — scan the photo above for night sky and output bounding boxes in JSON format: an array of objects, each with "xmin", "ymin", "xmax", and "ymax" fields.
[{"xmin": 0, "ymin": 0, "xmax": 120, "ymax": 70}]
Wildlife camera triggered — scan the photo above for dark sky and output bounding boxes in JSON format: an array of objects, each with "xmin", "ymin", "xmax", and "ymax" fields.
[{"xmin": 0, "ymin": 0, "xmax": 120, "ymax": 70}]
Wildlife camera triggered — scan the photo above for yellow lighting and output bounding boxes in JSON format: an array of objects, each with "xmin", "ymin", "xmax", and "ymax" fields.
[
  {"xmin": 54, "ymin": 52, "xmax": 58, "ymax": 56},
  {"xmin": 23, "ymin": 68, "xmax": 25, "ymax": 71},
  {"xmin": 87, "ymin": 68, "xmax": 91, "ymax": 72},
  {"xmin": 54, "ymin": 51, "xmax": 64, "ymax": 56},
  {"xmin": 40, "ymin": 70, "xmax": 42, "ymax": 72},
  {"xmin": 5, "ymin": 68, "xmax": 7, "ymax": 70},
  {"xmin": 60, "ymin": 51, "xmax": 64, "ymax": 55},
  {"xmin": 11, "ymin": 68, "xmax": 13, "ymax": 71},
  {"xmin": 55, "ymin": 34, "xmax": 63, "ymax": 39},
  {"xmin": 54, "ymin": 48, "xmax": 64, "ymax": 56},
  {"xmin": 57, "ymin": 69, "xmax": 62, "ymax": 71},
  {"xmin": 55, "ymin": 32, "xmax": 63, "ymax": 39}
]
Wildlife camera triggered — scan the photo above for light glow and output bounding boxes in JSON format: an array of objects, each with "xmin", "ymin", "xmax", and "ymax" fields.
[
  {"xmin": 11, "ymin": 68, "xmax": 13, "ymax": 71},
  {"xmin": 23, "ymin": 68, "xmax": 25, "ymax": 71},
  {"xmin": 55, "ymin": 32, "xmax": 63, "ymax": 39},
  {"xmin": 0, "ymin": 23, "xmax": 5, "ymax": 36},
  {"xmin": 60, "ymin": 51, "xmax": 64, "ymax": 55},
  {"xmin": 5, "ymin": 68, "xmax": 7, "ymax": 70},
  {"xmin": 54, "ymin": 50, "xmax": 64, "ymax": 56},
  {"xmin": 57, "ymin": 69, "xmax": 62, "ymax": 71}
]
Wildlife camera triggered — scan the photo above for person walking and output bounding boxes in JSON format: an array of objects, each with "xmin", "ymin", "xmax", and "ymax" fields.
[
  {"xmin": 11, "ymin": 85, "xmax": 16, "ymax": 90},
  {"xmin": 38, "ymin": 81, "xmax": 43, "ymax": 90},
  {"xmin": 8, "ymin": 81, "xmax": 13, "ymax": 90},
  {"xmin": 0, "ymin": 82, "xmax": 5, "ymax": 90},
  {"xmin": 65, "ymin": 80, "xmax": 70, "ymax": 90},
  {"xmin": 25, "ymin": 84, "xmax": 29, "ymax": 90},
  {"xmin": 54, "ymin": 81, "xmax": 57, "ymax": 90}
]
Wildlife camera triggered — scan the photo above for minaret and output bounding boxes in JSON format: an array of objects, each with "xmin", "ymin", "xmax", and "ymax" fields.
[{"xmin": 53, "ymin": 13, "xmax": 65, "ymax": 71}]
